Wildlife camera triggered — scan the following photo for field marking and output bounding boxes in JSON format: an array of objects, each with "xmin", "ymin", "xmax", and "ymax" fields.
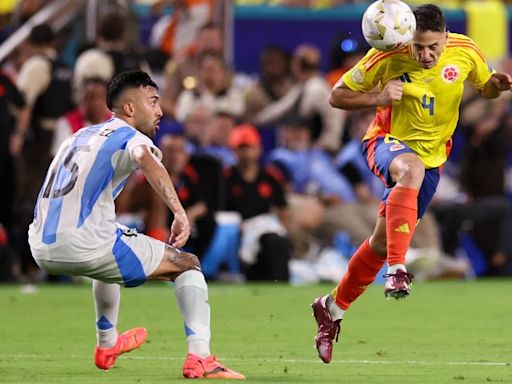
[{"xmin": 3, "ymin": 354, "xmax": 510, "ymax": 367}]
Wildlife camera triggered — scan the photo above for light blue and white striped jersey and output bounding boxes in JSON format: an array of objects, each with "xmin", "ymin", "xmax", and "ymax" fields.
[{"xmin": 28, "ymin": 117, "xmax": 162, "ymax": 262}]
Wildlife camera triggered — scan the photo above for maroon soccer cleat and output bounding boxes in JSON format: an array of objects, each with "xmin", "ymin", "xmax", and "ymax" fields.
[
  {"xmin": 311, "ymin": 296, "xmax": 341, "ymax": 364},
  {"xmin": 384, "ymin": 269, "xmax": 414, "ymax": 300}
]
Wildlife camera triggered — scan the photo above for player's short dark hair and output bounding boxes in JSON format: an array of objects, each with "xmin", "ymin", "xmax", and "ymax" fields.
[
  {"xmin": 106, "ymin": 70, "xmax": 158, "ymax": 110},
  {"xmin": 414, "ymin": 4, "xmax": 446, "ymax": 32}
]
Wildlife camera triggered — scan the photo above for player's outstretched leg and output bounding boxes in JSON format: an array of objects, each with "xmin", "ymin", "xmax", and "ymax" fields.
[
  {"xmin": 183, "ymin": 353, "xmax": 246, "ymax": 379},
  {"xmin": 311, "ymin": 239, "xmax": 385, "ymax": 363},
  {"xmin": 95, "ymin": 327, "xmax": 148, "ymax": 370}
]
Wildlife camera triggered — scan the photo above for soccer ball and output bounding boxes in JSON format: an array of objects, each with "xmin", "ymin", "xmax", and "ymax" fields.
[{"xmin": 361, "ymin": 0, "xmax": 416, "ymax": 52}]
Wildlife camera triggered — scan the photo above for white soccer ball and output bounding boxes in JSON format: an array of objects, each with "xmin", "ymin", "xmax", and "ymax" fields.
[{"xmin": 361, "ymin": 0, "xmax": 416, "ymax": 52}]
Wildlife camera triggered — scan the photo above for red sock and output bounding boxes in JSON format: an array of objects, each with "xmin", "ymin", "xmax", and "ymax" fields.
[
  {"xmin": 333, "ymin": 240, "xmax": 385, "ymax": 310},
  {"xmin": 385, "ymin": 186, "xmax": 418, "ymax": 267}
]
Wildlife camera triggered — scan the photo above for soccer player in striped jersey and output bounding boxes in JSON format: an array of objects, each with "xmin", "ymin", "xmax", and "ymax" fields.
[
  {"xmin": 28, "ymin": 70, "xmax": 245, "ymax": 379},
  {"xmin": 312, "ymin": 4, "xmax": 512, "ymax": 363}
]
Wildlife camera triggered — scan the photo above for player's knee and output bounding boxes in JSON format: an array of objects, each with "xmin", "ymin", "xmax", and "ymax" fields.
[
  {"xmin": 173, "ymin": 251, "xmax": 201, "ymax": 272},
  {"xmin": 369, "ymin": 235, "xmax": 387, "ymax": 256},
  {"xmin": 163, "ymin": 246, "xmax": 202, "ymax": 281},
  {"xmin": 397, "ymin": 159, "xmax": 425, "ymax": 188}
]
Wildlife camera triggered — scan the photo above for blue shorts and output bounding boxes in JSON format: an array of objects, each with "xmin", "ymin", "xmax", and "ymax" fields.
[{"xmin": 363, "ymin": 134, "xmax": 440, "ymax": 219}]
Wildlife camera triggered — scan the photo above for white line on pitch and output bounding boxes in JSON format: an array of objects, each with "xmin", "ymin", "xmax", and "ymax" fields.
[{"xmin": 3, "ymin": 354, "xmax": 511, "ymax": 367}]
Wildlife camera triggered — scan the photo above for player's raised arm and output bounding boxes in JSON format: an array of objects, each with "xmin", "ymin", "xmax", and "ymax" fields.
[
  {"xmin": 131, "ymin": 143, "xmax": 190, "ymax": 247},
  {"xmin": 330, "ymin": 78, "xmax": 403, "ymax": 111},
  {"xmin": 480, "ymin": 72, "xmax": 512, "ymax": 99}
]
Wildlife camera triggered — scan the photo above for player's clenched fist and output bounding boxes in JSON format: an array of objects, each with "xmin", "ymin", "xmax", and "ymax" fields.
[
  {"xmin": 489, "ymin": 72, "xmax": 512, "ymax": 91},
  {"xmin": 170, "ymin": 211, "xmax": 191, "ymax": 248},
  {"xmin": 377, "ymin": 79, "xmax": 403, "ymax": 105}
]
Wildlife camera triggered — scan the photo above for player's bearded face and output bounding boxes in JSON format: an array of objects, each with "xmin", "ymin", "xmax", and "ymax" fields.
[
  {"xmin": 135, "ymin": 87, "xmax": 162, "ymax": 138},
  {"xmin": 412, "ymin": 30, "xmax": 448, "ymax": 69}
]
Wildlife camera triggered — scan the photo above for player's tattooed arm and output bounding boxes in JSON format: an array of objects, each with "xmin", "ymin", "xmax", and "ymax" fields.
[{"xmin": 131, "ymin": 144, "xmax": 190, "ymax": 247}]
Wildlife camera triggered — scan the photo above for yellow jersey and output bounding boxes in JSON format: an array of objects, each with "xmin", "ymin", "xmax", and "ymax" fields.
[{"xmin": 342, "ymin": 33, "xmax": 494, "ymax": 168}]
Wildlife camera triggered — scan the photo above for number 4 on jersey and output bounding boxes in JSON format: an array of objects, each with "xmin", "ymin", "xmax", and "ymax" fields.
[{"xmin": 421, "ymin": 94, "xmax": 435, "ymax": 116}]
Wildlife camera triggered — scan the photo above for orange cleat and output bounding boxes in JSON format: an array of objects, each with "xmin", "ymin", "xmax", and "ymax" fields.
[
  {"xmin": 94, "ymin": 327, "xmax": 148, "ymax": 370},
  {"xmin": 182, "ymin": 353, "xmax": 246, "ymax": 380}
]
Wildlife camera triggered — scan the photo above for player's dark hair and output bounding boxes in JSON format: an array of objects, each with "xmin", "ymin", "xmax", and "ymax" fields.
[
  {"xmin": 413, "ymin": 4, "xmax": 446, "ymax": 32},
  {"xmin": 107, "ymin": 70, "xmax": 158, "ymax": 110}
]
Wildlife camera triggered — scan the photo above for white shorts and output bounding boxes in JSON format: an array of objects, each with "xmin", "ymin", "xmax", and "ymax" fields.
[{"xmin": 33, "ymin": 226, "xmax": 166, "ymax": 287}]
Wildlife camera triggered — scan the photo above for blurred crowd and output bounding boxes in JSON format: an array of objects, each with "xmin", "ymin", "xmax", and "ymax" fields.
[
  {"xmin": 236, "ymin": 0, "xmax": 512, "ymax": 8},
  {"xmin": 1, "ymin": 0, "xmax": 512, "ymax": 285}
]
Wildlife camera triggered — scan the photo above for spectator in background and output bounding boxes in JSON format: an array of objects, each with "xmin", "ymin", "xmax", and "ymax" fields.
[
  {"xmin": 268, "ymin": 116, "xmax": 371, "ymax": 258},
  {"xmin": 325, "ymin": 36, "xmax": 367, "ymax": 88},
  {"xmin": 181, "ymin": 102, "xmax": 214, "ymax": 152},
  {"xmin": 161, "ymin": 22, "xmax": 224, "ymax": 117},
  {"xmin": 10, "ymin": 0, "xmax": 47, "ymax": 26},
  {"xmin": 51, "ymin": 77, "xmax": 111, "ymax": 156},
  {"xmin": 269, "ymin": 115, "xmax": 355, "ymax": 205},
  {"xmin": 149, "ymin": 133, "xmax": 219, "ymax": 258},
  {"xmin": 16, "ymin": 23, "xmax": 74, "ymax": 178},
  {"xmin": 149, "ymin": 0, "xmax": 214, "ymax": 70},
  {"xmin": 201, "ymin": 109, "xmax": 238, "ymax": 168},
  {"xmin": 225, "ymin": 125, "xmax": 291, "ymax": 281},
  {"xmin": 244, "ymin": 45, "xmax": 293, "ymax": 124},
  {"xmin": 432, "ymin": 98, "xmax": 512, "ymax": 276},
  {"xmin": 335, "ymin": 109, "xmax": 384, "ymax": 204},
  {"xmin": 0, "ymin": 71, "xmax": 29, "ymax": 282},
  {"xmin": 114, "ymin": 170, "xmax": 154, "ymax": 235},
  {"xmin": 253, "ymin": 44, "xmax": 345, "ymax": 153},
  {"xmin": 179, "ymin": 103, "xmax": 237, "ymax": 168},
  {"xmin": 174, "ymin": 52, "xmax": 244, "ymax": 123},
  {"xmin": 74, "ymin": 11, "xmax": 150, "ymax": 97},
  {"xmin": 1, "ymin": 71, "xmax": 27, "ymax": 224},
  {"xmin": 16, "ymin": 24, "xmax": 75, "ymax": 279}
]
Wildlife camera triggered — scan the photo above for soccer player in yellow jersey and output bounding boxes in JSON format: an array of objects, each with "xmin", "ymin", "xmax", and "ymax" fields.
[{"xmin": 311, "ymin": 4, "xmax": 512, "ymax": 364}]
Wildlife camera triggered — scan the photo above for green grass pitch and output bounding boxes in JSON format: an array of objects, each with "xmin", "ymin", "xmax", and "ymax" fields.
[{"xmin": 1, "ymin": 280, "xmax": 512, "ymax": 383}]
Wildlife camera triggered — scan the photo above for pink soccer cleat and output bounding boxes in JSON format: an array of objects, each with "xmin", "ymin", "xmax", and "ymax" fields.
[
  {"xmin": 94, "ymin": 327, "xmax": 148, "ymax": 370},
  {"xmin": 182, "ymin": 353, "xmax": 246, "ymax": 380},
  {"xmin": 384, "ymin": 269, "xmax": 414, "ymax": 300},
  {"xmin": 311, "ymin": 296, "xmax": 341, "ymax": 364}
]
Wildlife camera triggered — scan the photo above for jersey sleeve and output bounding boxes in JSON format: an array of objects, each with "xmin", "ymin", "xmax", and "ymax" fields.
[
  {"xmin": 340, "ymin": 48, "xmax": 383, "ymax": 92},
  {"xmin": 464, "ymin": 39, "xmax": 494, "ymax": 91},
  {"xmin": 126, "ymin": 131, "xmax": 163, "ymax": 163}
]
